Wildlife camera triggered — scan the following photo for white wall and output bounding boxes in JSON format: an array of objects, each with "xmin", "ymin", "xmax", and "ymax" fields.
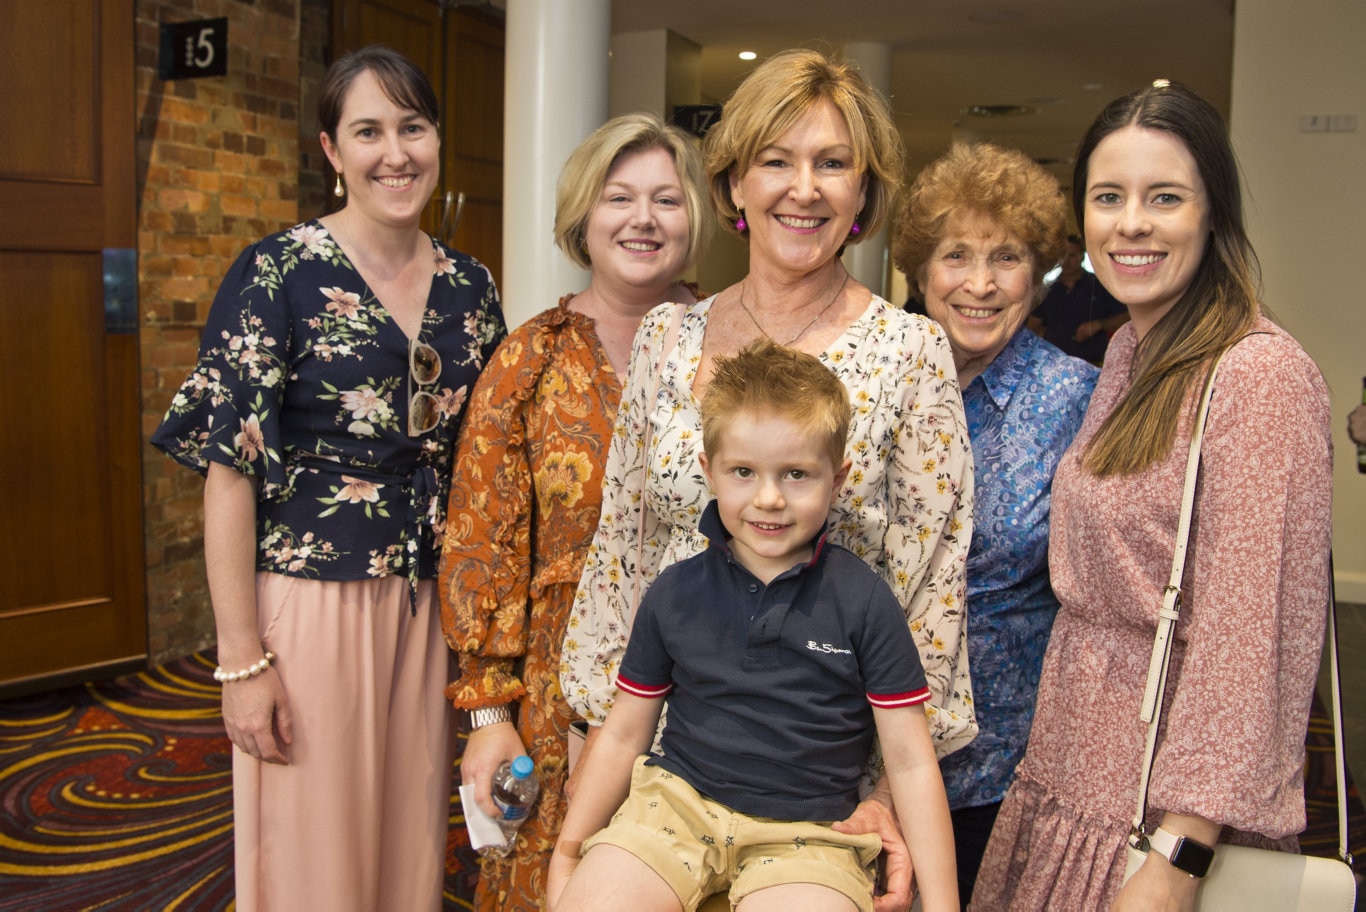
[{"xmin": 1230, "ymin": 0, "xmax": 1366, "ymax": 601}]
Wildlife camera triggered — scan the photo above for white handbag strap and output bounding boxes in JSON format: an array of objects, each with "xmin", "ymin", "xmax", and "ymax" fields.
[
  {"xmin": 629, "ymin": 301, "xmax": 687, "ymax": 627},
  {"xmin": 1325, "ymin": 554, "xmax": 1354, "ymax": 864},
  {"xmin": 1131, "ymin": 343, "xmax": 1353, "ymax": 866}
]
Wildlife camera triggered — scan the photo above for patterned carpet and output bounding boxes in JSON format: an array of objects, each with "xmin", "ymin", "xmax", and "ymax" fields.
[
  {"xmin": 0, "ymin": 652, "xmax": 1360, "ymax": 910},
  {"xmin": 0, "ymin": 652, "xmax": 478, "ymax": 911}
]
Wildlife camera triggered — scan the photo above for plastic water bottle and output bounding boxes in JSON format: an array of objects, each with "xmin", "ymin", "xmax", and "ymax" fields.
[{"xmin": 486, "ymin": 755, "xmax": 539, "ymax": 856}]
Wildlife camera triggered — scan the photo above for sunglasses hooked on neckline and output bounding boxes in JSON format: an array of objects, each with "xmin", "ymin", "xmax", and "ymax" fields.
[{"xmin": 407, "ymin": 338, "xmax": 443, "ymax": 436}]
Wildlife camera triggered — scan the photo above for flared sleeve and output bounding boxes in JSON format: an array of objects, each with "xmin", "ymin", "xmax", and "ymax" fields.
[
  {"xmin": 150, "ymin": 242, "xmax": 291, "ymax": 492},
  {"xmin": 438, "ymin": 325, "xmax": 550, "ymax": 709}
]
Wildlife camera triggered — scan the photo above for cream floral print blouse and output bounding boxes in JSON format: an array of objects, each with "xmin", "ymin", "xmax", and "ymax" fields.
[{"xmin": 561, "ymin": 294, "xmax": 979, "ymax": 757}]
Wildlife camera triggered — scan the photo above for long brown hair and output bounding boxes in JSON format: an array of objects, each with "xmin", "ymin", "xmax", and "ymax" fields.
[{"xmin": 1074, "ymin": 81, "xmax": 1260, "ymax": 475}]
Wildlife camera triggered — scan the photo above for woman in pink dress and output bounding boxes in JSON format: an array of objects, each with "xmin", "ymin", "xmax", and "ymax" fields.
[{"xmin": 971, "ymin": 80, "xmax": 1333, "ymax": 911}]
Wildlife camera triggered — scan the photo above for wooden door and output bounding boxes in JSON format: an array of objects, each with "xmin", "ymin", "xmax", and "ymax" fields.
[
  {"xmin": 333, "ymin": 0, "xmax": 505, "ymax": 287},
  {"xmin": 441, "ymin": 8, "xmax": 505, "ymax": 288},
  {"xmin": 0, "ymin": 0, "xmax": 146, "ymax": 694}
]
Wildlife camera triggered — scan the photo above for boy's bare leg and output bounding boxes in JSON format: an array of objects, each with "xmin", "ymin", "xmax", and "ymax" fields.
[
  {"xmin": 737, "ymin": 883, "xmax": 860, "ymax": 912},
  {"xmin": 554, "ymin": 845, "xmax": 685, "ymax": 912}
]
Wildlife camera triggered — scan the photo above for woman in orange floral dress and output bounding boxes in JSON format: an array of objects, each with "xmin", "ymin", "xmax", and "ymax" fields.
[{"xmin": 438, "ymin": 112, "xmax": 709, "ymax": 911}]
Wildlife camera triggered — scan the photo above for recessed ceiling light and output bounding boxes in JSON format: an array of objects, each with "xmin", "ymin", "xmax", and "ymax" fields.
[{"xmin": 739, "ymin": 51, "xmax": 756, "ymax": 61}]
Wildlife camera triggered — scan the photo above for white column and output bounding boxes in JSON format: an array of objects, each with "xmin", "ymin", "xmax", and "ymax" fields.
[
  {"xmin": 842, "ymin": 41, "xmax": 893, "ymax": 300},
  {"xmin": 502, "ymin": 0, "xmax": 610, "ymax": 329}
]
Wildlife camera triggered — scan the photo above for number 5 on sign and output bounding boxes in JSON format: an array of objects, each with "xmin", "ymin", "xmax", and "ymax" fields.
[{"xmin": 158, "ymin": 18, "xmax": 228, "ymax": 80}]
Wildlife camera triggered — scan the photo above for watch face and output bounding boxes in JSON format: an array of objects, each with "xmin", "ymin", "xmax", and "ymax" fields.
[{"xmin": 1171, "ymin": 837, "xmax": 1215, "ymax": 877}]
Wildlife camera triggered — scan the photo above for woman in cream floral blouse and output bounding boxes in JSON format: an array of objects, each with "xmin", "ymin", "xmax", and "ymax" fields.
[{"xmin": 561, "ymin": 49, "xmax": 976, "ymax": 911}]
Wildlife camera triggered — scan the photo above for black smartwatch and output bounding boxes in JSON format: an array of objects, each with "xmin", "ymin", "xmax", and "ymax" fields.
[{"xmin": 1147, "ymin": 826, "xmax": 1215, "ymax": 878}]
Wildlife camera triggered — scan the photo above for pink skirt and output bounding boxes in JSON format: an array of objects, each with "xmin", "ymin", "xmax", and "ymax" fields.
[{"xmin": 231, "ymin": 574, "xmax": 455, "ymax": 912}]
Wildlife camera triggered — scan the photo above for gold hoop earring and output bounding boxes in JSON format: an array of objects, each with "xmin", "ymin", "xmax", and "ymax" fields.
[{"xmin": 334, "ymin": 174, "xmax": 345, "ymax": 198}]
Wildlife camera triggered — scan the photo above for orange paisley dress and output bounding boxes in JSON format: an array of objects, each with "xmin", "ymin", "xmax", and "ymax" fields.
[{"xmin": 439, "ymin": 296, "xmax": 620, "ymax": 911}]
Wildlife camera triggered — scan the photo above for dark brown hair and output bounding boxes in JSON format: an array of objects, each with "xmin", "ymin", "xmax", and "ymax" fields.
[
  {"xmin": 318, "ymin": 45, "xmax": 440, "ymax": 141},
  {"xmin": 1073, "ymin": 81, "xmax": 1259, "ymax": 475}
]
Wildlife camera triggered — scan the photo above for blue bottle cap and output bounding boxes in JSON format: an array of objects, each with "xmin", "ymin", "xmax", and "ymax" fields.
[{"xmin": 511, "ymin": 755, "xmax": 534, "ymax": 779}]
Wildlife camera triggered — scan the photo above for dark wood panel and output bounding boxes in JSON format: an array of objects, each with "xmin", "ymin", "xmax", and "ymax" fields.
[
  {"xmin": 0, "ymin": 183, "xmax": 108, "ymax": 251},
  {"xmin": 446, "ymin": 14, "xmax": 504, "ymax": 165},
  {"xmin": 451, "ymin": 198, "xmax": 502, "ymax": 285},
  {"xmin": 0, "ymin": 0, "xmax": 146, "ymax": 689},
  {"xmin": 0, "ymin": 0, "xmax": 98, "ymax": 182},
  {"xmin": 0, "ymin": 251, "xmax": 113, "ymax": 610},
  {"xmin": 335, "ymin": 0, "xmax": 441, "ymax": 77},
  {"xmin": 443, "ymin": 7, "xmax": 504, "ymax": 289},
  {"xmin": 0, "ymin": 602, "xmax": 144, "ymax": 684}
]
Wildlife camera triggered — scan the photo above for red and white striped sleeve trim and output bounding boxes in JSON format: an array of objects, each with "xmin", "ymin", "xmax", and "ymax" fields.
[
  {"xmin": 867, "ymin": 687, "xmax": 931, "ymax": 709},
  {"xmin": 615, "ymin": 673, "xmax": 672, "ymax": 700}
]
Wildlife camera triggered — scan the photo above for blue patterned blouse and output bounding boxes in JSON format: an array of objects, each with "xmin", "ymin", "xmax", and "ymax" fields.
[
  {"xmin": 152, "ymin": 220, "xmax": 505, "ymax": 593},
  {"xmin": 940, "ymin": 328, "xmax": 1097, "ymax": 809}
]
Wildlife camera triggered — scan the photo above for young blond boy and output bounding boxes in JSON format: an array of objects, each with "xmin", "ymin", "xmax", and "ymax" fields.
[{"xmin": 548, "ymin": 339, "xmax": 957, "ymax": 912}]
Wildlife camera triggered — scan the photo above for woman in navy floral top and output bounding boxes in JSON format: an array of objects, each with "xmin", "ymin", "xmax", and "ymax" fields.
[
  {"xmin": 892, "ymin": 142, "xmax": 1098, "ymax": 903},
  {"xmin": 151, "ymin": 47, "xmax": 504, "ymax": 912}
]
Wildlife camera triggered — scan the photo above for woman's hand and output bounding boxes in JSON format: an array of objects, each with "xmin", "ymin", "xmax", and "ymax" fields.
[
  {"xmin": 831, "ymin": 785, "xmax": 914, "ymax": 912},
  {"xmin": 564, "ymin": 723, "xmax": 601, "ymax": 802},
  {"xmin": 220, "ymin": 668, "xmax": 292, "ymax": 764},
  {"xmin": 1112, "ymin": 851, "xmax": 1201, "ymax": 912},
  {"xmin": 1348, "ymin": 403, "xmax": 1366, "ymax": 447},
  {"xmin": 1074, "ymin": 319, "xmax": 1101, "ymax": 342},
  {"xmin": 461, "ymin": 719, "xmax": 527, "ymax": 817}
]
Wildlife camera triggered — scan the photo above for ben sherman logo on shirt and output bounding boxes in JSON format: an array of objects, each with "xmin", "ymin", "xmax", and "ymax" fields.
[{"xmin": 806, "ymin": 641, "xmax": 853, "ymax": 655}]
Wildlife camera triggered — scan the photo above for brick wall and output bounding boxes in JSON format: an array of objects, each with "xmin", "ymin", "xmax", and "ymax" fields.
[
  {"xmin": 137, "ymin": 0, "xmax": 303, "ymax": 661},
  {"xmin": 299, "ymin": 0, "xmax": 332, "ymax": 222}
]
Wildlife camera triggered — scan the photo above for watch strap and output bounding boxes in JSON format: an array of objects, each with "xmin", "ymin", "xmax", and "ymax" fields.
[
  {"xmin": 1148, "ymin": 826, "xmax": 1214, "ymax": 878},
  {"xmin": 467, "ymin": 704, "xmax": 512, "ymax": 730}
]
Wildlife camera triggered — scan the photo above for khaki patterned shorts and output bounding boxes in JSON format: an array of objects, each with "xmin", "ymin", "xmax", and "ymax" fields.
[{"xmin": 582, "ymin": 757, "xmax": 881, "ymax": 911}]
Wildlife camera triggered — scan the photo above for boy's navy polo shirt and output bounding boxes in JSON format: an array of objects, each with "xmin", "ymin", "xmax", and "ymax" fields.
[{"xmin": 616, "ymin": 500, "xmax": 930, "ymax": 822}]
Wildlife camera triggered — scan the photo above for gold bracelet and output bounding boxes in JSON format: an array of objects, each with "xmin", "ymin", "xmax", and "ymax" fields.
[{"xmin": 213, "ymin": 651, "xmax": 276, "ymax": 684}]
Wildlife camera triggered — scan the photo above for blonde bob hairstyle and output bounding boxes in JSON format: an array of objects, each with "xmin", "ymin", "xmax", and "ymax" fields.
[
  {"xmin": 892, "ymin": 142, "xmax": 1068, "ymax": 306},
  {"xmin": 701, "ymin": 337, "xmax": 852, "ymax": 471},
  {"xmin": 553, "ymin": 112, "xmax": 710, "ymax": 272},
  {"xmin": 703, "ymin": 48, "xmax": 904, "ymax": 242}
]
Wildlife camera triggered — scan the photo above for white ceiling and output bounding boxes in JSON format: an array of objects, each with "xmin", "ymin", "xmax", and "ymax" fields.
[{"xmin": 609, "ymin": 0, "xmax": 1235, "ymax": 196}]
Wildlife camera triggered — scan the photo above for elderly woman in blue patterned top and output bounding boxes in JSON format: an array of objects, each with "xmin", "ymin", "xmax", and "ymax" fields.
[{"xmin": 891, "ymin": 141, "xmax": 1099, "ymax": 904}]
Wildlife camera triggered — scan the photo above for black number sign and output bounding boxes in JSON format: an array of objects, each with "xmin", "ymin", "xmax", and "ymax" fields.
[{"xmin": 158, "ymin": 18, "xmax": 229, "ymax": 80}]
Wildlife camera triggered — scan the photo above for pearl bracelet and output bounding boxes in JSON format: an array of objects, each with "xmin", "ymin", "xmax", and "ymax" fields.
[{"xmin": 213, "ymin": 651, "xmax": 277, "ymax": 684}]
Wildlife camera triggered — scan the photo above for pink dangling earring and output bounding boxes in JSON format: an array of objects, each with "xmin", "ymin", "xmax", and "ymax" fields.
[
  {"xmin": 735, "ymin": 212, "xmax": 747, "ymax": 233},
  {"xmin": 849, "ymin": 220, "xmax": 861, "ymax": 236}
]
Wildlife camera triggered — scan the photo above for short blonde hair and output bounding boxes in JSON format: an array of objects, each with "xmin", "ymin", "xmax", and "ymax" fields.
[
  {"xmin": 892, "ymin": 142, "xmax": 1067, "ymax": 304},
  {"xmin": 701, "ymin": 338, "xmax": 852, "ymax": 469},
  {"xmin": 703, "ymin": 49, "xmax": 904, "ymax": 242},
  {"xmin": 553, "ymin": 112, "xmax": 710, "ymax": 272}
]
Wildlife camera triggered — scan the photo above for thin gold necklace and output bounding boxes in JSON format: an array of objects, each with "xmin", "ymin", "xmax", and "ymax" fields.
[{"xmin": 737, "ymin": 270, "xmax": 851, "ymax": 346}]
